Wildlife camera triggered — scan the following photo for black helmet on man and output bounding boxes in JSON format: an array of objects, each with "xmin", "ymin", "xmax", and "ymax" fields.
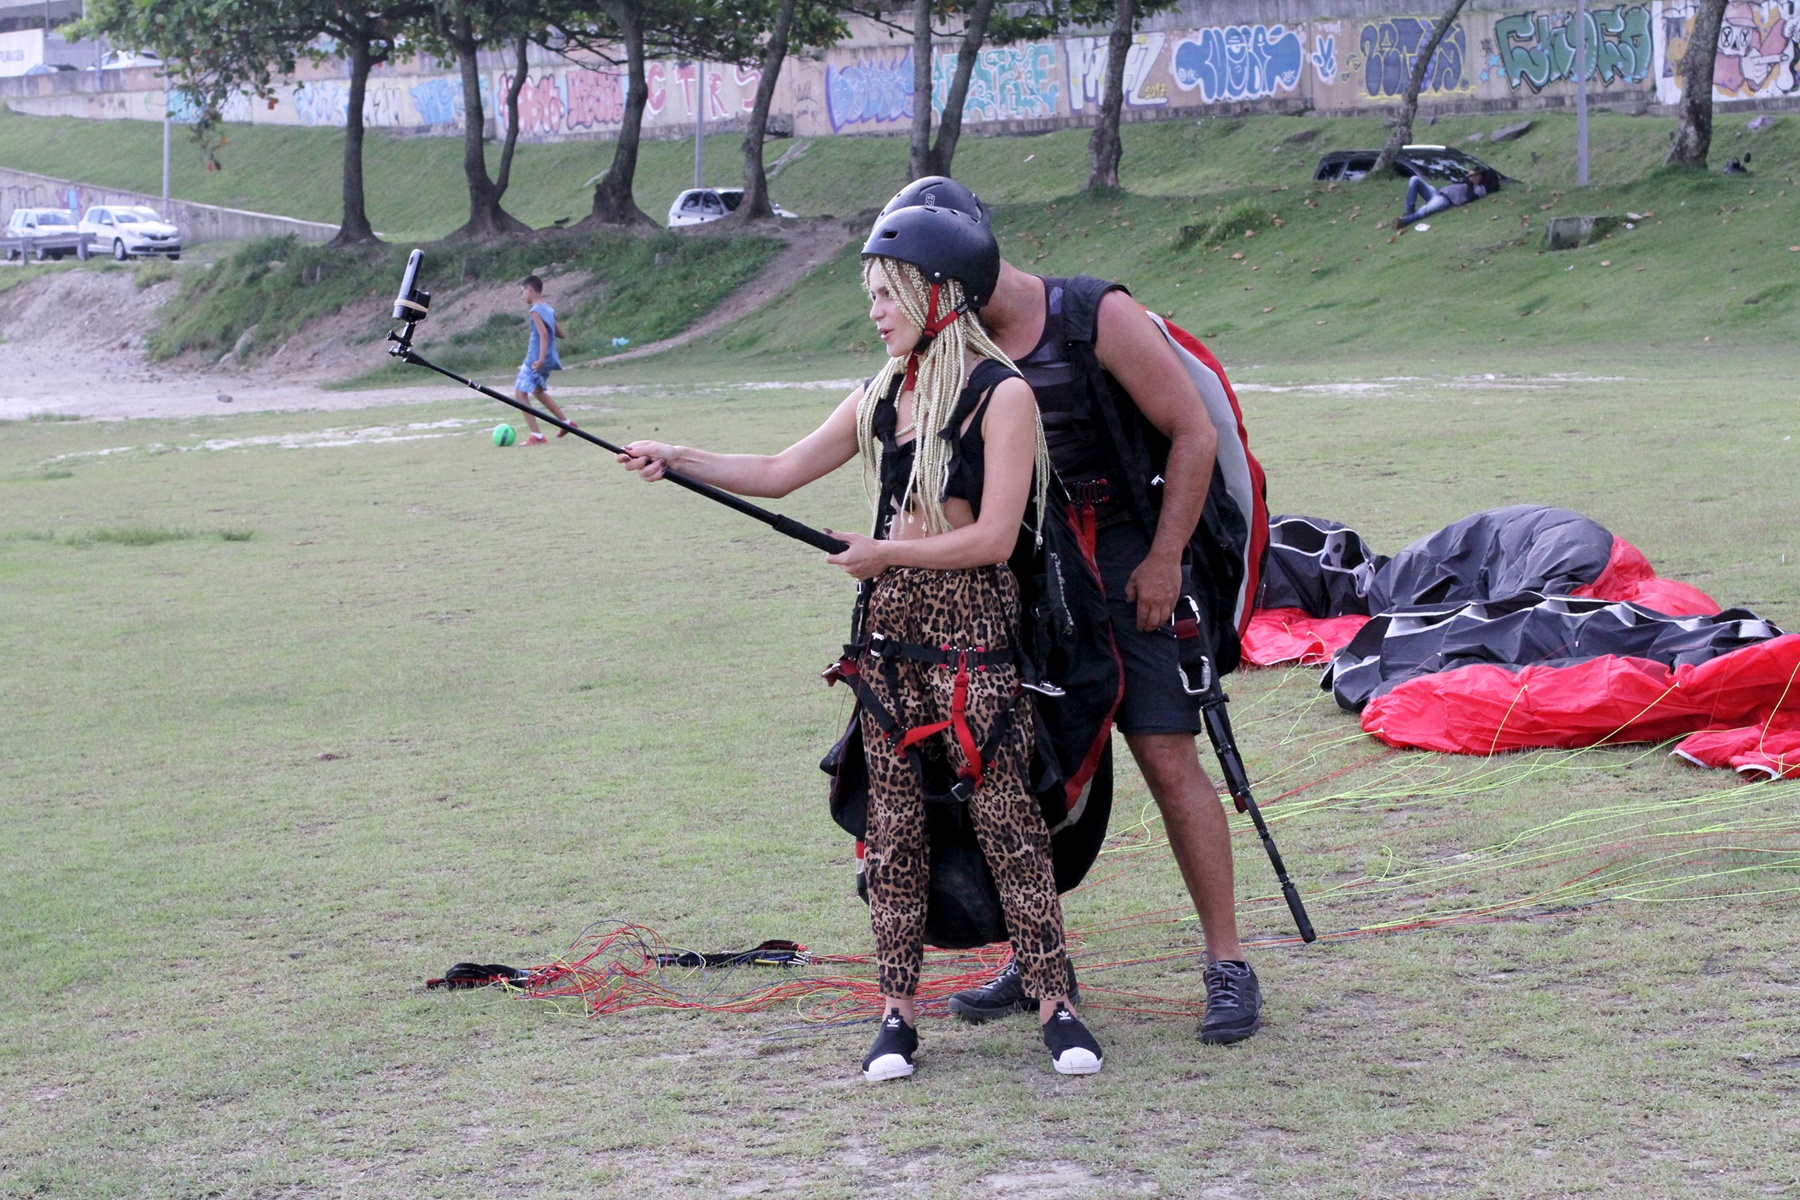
[
  {"xmin": 861, "ymin": 204, "xmax": 1001, "ymax": 311},
  {"xmin": 878, "ymin": 175, "xmax": 991, "ymax": 227}
]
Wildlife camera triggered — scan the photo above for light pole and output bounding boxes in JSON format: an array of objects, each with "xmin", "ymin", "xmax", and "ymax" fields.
[
  {"xmin": 162, "ymin": 84, "xmax": 171, "ymax": 218},
  {"xmin": 693, "ymin": 60, "xmax": 705, "ymax": 190},
  {"xmin": 1574, "ymin": 0, "xmax": 1589, "ymax": 185}
]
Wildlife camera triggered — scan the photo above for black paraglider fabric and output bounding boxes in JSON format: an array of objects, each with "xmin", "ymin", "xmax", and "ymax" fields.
[
  {"xmin": 1361, "ymin": 505, "xmax": 1615, "ymax": 615},
  {"xmin": 426, "ymin": 963, "xmax": 530, "ymax": 989},
  {"xmin": 1325, "ymin": 593, "xmax": 1784, "ymax": 711},
  {"xmin": 1257, "ymin": 514, "xmax": 1389, "ymax": 618}
]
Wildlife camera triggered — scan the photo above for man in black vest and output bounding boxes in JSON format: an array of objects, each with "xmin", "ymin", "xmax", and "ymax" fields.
[{"xmin": 886, "ymin": 179, "xmax": 1264, "ymax": 1045}]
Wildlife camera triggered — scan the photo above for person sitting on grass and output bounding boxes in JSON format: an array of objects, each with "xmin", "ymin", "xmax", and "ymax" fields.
[
  {"xmin": 1395, "ymin": 168, "xmax": 1495, "ymax": 229},
  {"xmin": 616, "ymin": 207, "xmax": 1103, "ymax": 1082},
  {"xmin": 515, "ymin": 274, "xmax": 576, "ymax": 445}
]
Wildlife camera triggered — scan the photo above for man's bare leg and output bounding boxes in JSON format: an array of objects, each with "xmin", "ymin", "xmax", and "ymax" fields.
[{"xmin": 1124, "ymin": 731, "xmax": 1244, "ymax": 961}]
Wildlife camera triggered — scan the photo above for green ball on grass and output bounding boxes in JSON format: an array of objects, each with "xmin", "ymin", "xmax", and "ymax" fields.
[{"xmin": 493, "ymin": 423, "xmax": 516, "ymax": 447}]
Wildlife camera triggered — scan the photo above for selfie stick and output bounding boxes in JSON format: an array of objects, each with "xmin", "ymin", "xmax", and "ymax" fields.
[
  {"xmin": 1200, "ymin": 680, "xmax": 1317, "ymax": 943},
  {"xmin": 384, "ymin": 250, "xmax": 848, "ymax": 555}
]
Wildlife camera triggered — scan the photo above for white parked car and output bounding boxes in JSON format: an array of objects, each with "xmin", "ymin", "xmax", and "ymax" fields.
[
  {"xmin": 666, "ymin": 188, "xmax": 798, "ymax": 227},
  {"xmin": 2, "ymin": 208, "xmax": 88, "ymax": 261},
  {"xmin": 79, "ymin": 205, "xmax": 182, "ymax": 261}
]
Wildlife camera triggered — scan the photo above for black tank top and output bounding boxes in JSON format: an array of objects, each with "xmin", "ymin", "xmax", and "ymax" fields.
[
  {"xmin": 871, "ymin": 359, "xmax": 1018, "ymax": 537},
  {"xmin": 1013, "ymin": 277, "xmax": 1111, "ymax": 480}
]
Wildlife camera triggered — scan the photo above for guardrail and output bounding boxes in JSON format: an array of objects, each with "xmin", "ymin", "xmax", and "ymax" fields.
[{"xmin": 0, "ymin": 166, "xmax": 338, "ymax": 245}]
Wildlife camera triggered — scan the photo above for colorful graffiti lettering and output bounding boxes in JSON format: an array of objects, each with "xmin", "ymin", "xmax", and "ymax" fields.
[
  {"xmin": 1358, "ymin": 18, "xmax": 1469, "ymax": 96},
  {"xmin": 410, "ymin": 76, "xmax": 464, "ymax": 126},
  {"xmin": 1063, "ymin": 35, "xmax": 1165, "ymax": 109},
  {"xmin": 1171, "ymin": 24, "xmax": 1305, "ymax": 101},
  {"xmin": 496, "ymin": 73, "xmax": 567, "ymax": 136},
  {"xmin": 1065, "ymin": 37, "xmax": 1106, "ymax": 110},
  {"xmin": 825, "ymin": 49, "xmax": 912, "ymax": 131},
  {"xmin": 293, "ymin": 82, "xmax": 348, "ymax": 126},
  {"xmin": 1313, "ymin": 31, "xmax": 1340, "ymax": 83},
  {"xmin": 931, "ymin": 42, "xmax": 1062, "ymax": 121},
  {"xmin": 561, "ymin": 69, "xmax": 625, "ymax": 129},
  {"xmin": 1492, "ymin": 5, "xmax": 1654, "ymax": 91}
]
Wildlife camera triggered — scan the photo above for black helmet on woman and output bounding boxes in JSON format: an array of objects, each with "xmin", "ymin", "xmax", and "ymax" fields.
[{"xmin": 861, "ymin": 203, "xmax": 1001, "ymax": 311}]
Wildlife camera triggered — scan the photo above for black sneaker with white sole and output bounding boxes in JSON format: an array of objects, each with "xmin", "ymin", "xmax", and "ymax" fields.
[
  {"xmin": 1042, "ymin": 1003, "xmax": 1103, "ymax": 1075},
  {"xmin": 1200, "ymin": 959, "xmax": 1262, "ymax": 1045},
  {"xmin": 861, "ymin": 1012, "xmax": 919, "ymax": 1081},
  {"xmin": 947, "ymin": 960, "xmax": 1082, "ymax": 1024}
]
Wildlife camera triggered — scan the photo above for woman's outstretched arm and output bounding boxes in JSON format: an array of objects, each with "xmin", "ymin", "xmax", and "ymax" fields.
[{"xmin": 618, "ymin": 388, "xmax": 863, "ymax": 499}]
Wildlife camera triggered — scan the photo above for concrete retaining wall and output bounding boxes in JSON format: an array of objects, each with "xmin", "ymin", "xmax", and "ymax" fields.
[
  {"xmin": 1, "ymin": 0, "xmax": 1794, "ymax": 145},
  {"xmin": 0, "ymin": 166, "xmax": 340, "ymax": 244}
]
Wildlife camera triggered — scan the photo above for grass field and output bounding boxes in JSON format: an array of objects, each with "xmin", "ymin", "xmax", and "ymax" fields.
[
  {"xmin": 2, "ymin": 347, "xmax": 1797, "ymax": 1197},
  {"xmin": 3, "ymin": 101, "xmax": 1798, "ymax": 1197}
]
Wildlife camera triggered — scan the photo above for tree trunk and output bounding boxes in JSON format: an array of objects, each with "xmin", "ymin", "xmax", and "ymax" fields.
[
  {"xmin": 451, "ymin": 16, "xmax": 528, "ymax": 239},
  {"xmin": 1086, "ymin": 0, "xmax": 1133, "ymax": 191},
  {"xmin": 1370, "ymin": 0, "xmax": 1472, "ymax": 176},
  {"xmin": 329, "ymin": 34, "xmax": 380, "ymax": 246},
  {"xmin": 494, "ymin": 34, "xmax": 529, "ymax": 196},
  {"xmin": 924, "ymin": 0, "xmax": 994, "ymax": 177},
  {"xmin": 907, "ymin": 0, "xmax": 934, "ymax": 179},
  {"xmin": 730, "ymin": 0, "xmax": 797, "ymax": 223},
  {"xmin": 1667, "ymin": 0, "xmax": 1728, "ymax": 166},
  {"xmin": 584, "ymin": 0, "xmax": 657, "ymax": 226}
]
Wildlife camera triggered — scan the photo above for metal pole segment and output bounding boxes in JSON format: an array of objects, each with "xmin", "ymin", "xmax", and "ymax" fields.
[
  {"xmin": 387, "ymin": 329, "xmax": 848, "ymax": 555},
  {"xmin": 1200, "ymin": 686, "xmax": 1318, "ymax": 943},
  {"xmin": 1574, "ymin": 0, "xmax": 1589, "ymax": 186}
]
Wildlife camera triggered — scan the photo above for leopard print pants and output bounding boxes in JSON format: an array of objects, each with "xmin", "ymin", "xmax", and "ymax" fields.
[{"xmin": 858, "ymin": 565, "xmax": 1071, "ymax": 1001}]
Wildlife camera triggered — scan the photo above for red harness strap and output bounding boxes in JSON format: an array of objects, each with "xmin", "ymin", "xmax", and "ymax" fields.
[
  {"xmin": 900, "ymin": 284, "xmax": 964, "ymax": 393},
  {"xmin": 892, "ymin": 647, "xmax": 989, "ymax": 792}
]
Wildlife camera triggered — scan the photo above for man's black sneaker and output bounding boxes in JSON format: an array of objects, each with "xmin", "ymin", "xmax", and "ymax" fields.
[
  {"xmin": 947, "ymin": 960, "xmax": 1081, "ymax": 1024},
  {"xmin": 1200, "ymin": 959, "xmax": 1262, "ymax": 1045},
  {"xmin": 861, "ymin": 1012, "xmax": 919, "ymax": 1081},
  {"xmin": 1042, "ymin": 1003, "xmax": 1103, "ymax": 1075}
]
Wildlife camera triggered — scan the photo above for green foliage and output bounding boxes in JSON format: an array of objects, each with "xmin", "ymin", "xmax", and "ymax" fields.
[
  {"xmin": 1178, "ymin": 197, "xmax": 1276, "ymax": 249},
  {"xmin": 70, "ymin": 525, "xmax": 195, "ymax": 545},
  {"xmin": 133, "ymin": 258, "xmax": 179, "ymax": 289},
  {"xmin": 145, "ymin": 231, "xmax": 783, "ymax": 367}
]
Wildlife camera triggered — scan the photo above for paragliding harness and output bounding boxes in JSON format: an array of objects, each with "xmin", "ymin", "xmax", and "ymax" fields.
[
  {"xmin": 820, "ymin": 363, "xmax": 1124, "ymax": 950},
  {"xmin": 1039, "ymin": 277, "xmax": 1316, "ymax": 941}
]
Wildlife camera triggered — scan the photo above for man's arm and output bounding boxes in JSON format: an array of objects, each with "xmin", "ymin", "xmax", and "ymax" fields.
[{"xmin": 1093, "ymin": 290, "xmax": 1220, "ymax": 631}]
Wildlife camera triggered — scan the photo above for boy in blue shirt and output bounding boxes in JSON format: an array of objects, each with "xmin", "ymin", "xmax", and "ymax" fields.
[{"xmin": 515, "ymin": 275, "xmax": 575, "ymax": 445}]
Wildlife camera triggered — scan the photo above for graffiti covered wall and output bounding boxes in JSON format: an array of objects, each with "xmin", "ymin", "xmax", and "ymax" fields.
[{"xmin": 6, "ymin": 2, "xmax": 1797, "ymax": 148}]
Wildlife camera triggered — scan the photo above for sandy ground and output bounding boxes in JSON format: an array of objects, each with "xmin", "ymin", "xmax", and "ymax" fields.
[{"xmin": 0, "ymin": 219, "xmax": 858, "ymax": 423}]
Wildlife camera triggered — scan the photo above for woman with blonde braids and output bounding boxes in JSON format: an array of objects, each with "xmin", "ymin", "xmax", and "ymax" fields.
[{"xmin": 618, "ymin": 203, "xmax": 1101, "ymax": 1081}]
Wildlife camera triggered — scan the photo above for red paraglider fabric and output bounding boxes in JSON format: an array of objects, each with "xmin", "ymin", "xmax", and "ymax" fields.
[
  {"xmin": 1570, "ymin": 537, "xmax": 1721, "ymax": 616},
  {"xmin": 1360, "ymin": 633, "xmax": 1800, "ymax": 758}
]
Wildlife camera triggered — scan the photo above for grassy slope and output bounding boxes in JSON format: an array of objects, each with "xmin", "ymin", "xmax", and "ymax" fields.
[
  {"xmin": 0, "ymin": 370, "xmax": 1794, "ymax": 1197},
  {"xmin": 5, "ymin": 107, "xmax": 1795, "ymax": 379}
]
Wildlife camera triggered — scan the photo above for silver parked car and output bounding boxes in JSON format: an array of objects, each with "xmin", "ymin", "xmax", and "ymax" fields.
[
  {"xmin": 79, "ymin": 204, "xmax": 182, "ymax": 260},
  {"xmin": 666, "ymin": 188, "xmax": 798, "ymax": 227}
]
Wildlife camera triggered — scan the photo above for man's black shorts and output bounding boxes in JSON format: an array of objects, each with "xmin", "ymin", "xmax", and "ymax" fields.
[{"xmin": 1093, "ymin": 521, "xmax": 1203, "ymax": 737}]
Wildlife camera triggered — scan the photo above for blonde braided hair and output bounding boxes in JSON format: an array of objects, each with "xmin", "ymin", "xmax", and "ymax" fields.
[{"xmin": 857, "ymin": 257, "xmax": 1051, "ymax": 542}]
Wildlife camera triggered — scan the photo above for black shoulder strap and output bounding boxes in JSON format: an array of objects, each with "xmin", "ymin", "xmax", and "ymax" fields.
[
  {"xmin": 1055, "ymin": 277, "xmax": 1159, "ymax": 536},
  {"xmin": 1057, "ymin": 276, "xmax": 1130, "ymax": 348},
  {"xmin": 947, "ymin": 359, "xmax": 1017, "ymax": 434}
]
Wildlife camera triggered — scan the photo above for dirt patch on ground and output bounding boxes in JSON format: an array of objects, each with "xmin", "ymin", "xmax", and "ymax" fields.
[{"xmin": 0, "ymin": 218, "xmax": 855, "ymax": 421}]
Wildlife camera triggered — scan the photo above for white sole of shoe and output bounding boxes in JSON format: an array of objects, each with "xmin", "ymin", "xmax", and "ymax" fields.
[
  {"xmin": 1052, "ymin": 1048, "xmax": 1102, "ymax": 1076},
  {"xmin": 862, "ymin": 1054, "xmax": 916, "ymax": 1081}
]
